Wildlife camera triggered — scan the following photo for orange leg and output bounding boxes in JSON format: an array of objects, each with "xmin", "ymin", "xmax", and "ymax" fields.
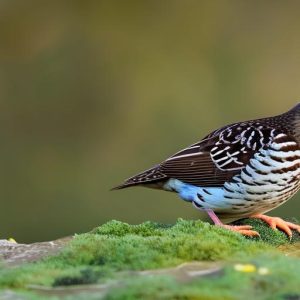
[
  {"xmin": 198, "ymin": 206, "xmax": 260, "ymax": 237},
  {"xmin": 251, "ymin": 214, "xmax": 300, "ymax": 238}
]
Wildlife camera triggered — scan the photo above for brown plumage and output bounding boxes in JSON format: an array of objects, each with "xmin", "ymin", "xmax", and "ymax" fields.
[
  {"xmin": 114, "ymin": 103, "xmax": 300, "ymax": 189},
  {"xmin": 113, "ymin": 104, "xmax": 300, "ymax": 237}
]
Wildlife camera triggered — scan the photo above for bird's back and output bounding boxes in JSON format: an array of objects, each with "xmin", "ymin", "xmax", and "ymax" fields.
[{"xmin": 114, "ymin": 103, "xmax": 300, "ymax": 192}]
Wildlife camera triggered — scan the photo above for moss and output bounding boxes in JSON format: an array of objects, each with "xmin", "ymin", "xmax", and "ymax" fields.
[
  {"xmin": 104, "ymin": 254, "xmax": 300, "ymax": 300},
  {"xmin": 0, "ymin": 218, "xmax": 299, "ymax": 298},
  {"xmin": 52, "ymin": 269, "xmax": 103, "ymax": 287},
  {"xmin": 61, "ymin": 219, "xmax": 271, "ymax": 269}
]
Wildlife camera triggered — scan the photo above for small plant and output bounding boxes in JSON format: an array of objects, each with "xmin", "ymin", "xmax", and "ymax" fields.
[{"xmin": 52, "ymin": 269, "xmax": 103, "ymax": 287}]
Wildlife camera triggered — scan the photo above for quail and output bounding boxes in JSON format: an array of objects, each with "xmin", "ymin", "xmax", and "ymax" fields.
[{"xmin": 113, "ymin": 104, "xmax": 300, "ymax": 237}]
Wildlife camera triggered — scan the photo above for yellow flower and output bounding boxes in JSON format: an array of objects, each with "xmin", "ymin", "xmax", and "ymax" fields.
[
  {"xmin": 234, "ymin": 264, "xmax": 256, "ymax": 273},
  {"xmin": 7, "ymin": 238, "xmax": 17, "ymax": 243}
]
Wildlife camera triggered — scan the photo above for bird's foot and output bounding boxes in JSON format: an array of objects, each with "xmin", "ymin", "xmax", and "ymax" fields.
[
  {"xmin": 251, "ymin": 214, "xmax": 300, "ymax": 239},
  {"xmin": 220, "ymin": 224, "xmax": 260, "ymax": 237},
  {"xmin": 201, "ymin": 208, "xmax": 260, "ymax": 237}
]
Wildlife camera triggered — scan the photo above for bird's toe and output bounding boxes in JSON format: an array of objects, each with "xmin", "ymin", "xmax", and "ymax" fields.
[
  {"xmin": 221, "ymin": 224, "xmax": 260, "ymax": 237},
  {"xmin": 251, "ymin": 214, "xmax": 300, "ymax": 238}
]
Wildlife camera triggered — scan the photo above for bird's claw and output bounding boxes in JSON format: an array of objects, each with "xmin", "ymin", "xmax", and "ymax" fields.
[{"xmin": 251, "ymin": 214, "xmax": 300, "ymax": 239}]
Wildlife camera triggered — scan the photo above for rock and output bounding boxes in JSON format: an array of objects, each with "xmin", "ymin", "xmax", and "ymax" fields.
[
  {"xmin": 138, "ymin": 261, "xmax": 222, "ymax": 283},
  {"xmin": 0, "ymin": 290, "xmax": 27, "ymax": 300},
  {"xmin": 0, "ymin": 237, "xmax": 72, "ymax": 267}
]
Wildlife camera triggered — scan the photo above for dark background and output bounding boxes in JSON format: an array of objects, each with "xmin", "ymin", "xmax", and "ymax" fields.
[{"xmin": 1, "ymin": 0, "xmax": 300, "ymax": 242}]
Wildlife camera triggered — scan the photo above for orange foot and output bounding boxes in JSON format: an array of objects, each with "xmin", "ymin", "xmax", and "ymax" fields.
[
  {"xmin": 220, "ymin": 224, "xmax": 260, "ymax": 237},
  {"xmin": 251, "ymin": 214, "xmax": 300, "ymax": 239}
]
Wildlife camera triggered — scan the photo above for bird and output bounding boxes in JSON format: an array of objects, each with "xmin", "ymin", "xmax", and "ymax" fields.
[{"xmin": 113, "ymin": 103, "xmax": 300, "ymax": 237}]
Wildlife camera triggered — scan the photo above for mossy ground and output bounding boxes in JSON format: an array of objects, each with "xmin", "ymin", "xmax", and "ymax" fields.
[
  {"xmin": 0, "ymin": 218, "xmax": 300, "ymax": 299},
  {"xmin": 104, "ymin": 253, "xmax": 300, "ymax": 300}
]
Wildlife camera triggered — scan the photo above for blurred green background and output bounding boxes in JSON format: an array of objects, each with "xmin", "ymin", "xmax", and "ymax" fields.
[{"xmin": 1, "ymin": 0, "xmax": 300, "ymax": 242}]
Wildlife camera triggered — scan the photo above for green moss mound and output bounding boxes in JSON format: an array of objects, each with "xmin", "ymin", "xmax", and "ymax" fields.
[
  {"xmin": 0, "ymin": 218, "xmax": 299, "ymax": 299},
  {"xmin": 65, "ymin": 219, "xmax": 271, "ymax": 269},
  {"xmin": 0, "ymin": 219, "xmax": 272, "ymax": 289}
]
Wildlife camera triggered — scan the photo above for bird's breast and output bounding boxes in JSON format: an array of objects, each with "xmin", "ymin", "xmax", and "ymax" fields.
[
  {"xmin": 218, "ymin": 136, "xmax": 300, "ymax": 215},
  {"xmin": 167, "ymin": 135, "xmax": 300, "ymax": 218}
]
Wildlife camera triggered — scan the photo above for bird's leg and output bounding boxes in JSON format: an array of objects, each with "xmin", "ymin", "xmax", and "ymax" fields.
[
  {"xmin": 192, "ymin": 203, "xmax": 259, "ymax": 237},
  {"xmin": 205, "ymin": 209, "xmax": 260, "ymax": 237},
  {"xmin": 250, "ymin": 214, "xmax": 300, "ymax": 239}
]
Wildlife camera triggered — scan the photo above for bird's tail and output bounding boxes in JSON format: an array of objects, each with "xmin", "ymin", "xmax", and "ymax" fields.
[{"xmin": 111, "ymin": 165, "xmax": 167, "ymax": 190}]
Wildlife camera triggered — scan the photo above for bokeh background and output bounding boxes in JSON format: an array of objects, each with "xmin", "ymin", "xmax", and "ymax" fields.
[{"xmin": 1, "ymin": 0, "xmax": 300, "ymax": 242}]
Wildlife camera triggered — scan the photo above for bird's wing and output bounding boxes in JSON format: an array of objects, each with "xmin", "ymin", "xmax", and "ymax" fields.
[{"xmin": 160, "ymin": 122, "xmax": 278, "ymax": 187}]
